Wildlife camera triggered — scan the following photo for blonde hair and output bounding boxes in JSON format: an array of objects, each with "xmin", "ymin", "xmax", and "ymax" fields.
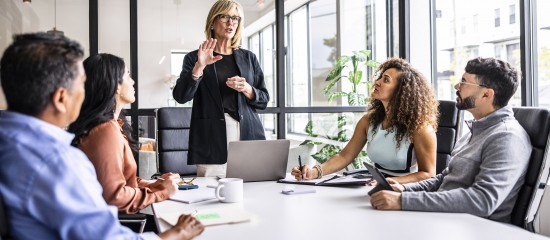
[{"xmin": 205, "ymin": 0, "xmax": 243, "ymax": 49}]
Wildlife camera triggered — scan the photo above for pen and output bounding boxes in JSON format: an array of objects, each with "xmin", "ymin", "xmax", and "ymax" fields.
[{"xmin": 298, "ymin": 155, "xmax": 303, "ymax": 179}]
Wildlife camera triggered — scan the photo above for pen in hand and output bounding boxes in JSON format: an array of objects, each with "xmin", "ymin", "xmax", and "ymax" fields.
[{"xmin": 298, "ymin": 155, "xmax": 304, "ymax": 180}]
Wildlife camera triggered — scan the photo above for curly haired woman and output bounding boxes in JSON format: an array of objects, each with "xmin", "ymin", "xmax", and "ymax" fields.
[{"xmin": 292, "ymin": 58, "xmax": 439, "ymax": 184}]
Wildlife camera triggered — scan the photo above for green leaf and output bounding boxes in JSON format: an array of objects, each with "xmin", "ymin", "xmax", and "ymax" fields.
[
  {"xmin": 327, "ymin": 92, "xmax": 348, "ymax": 102},
  {"xmin": 336, "ymin": 116, "xmax": 347, "ymax": 128},
  {"xmin": 354, "ymin": 71, "xmax": 363, "ymax": 85},
  {"xmin": 304, "ymin": 121, "xmax": 314, "ymax": 135},
  {"xmin": 336, "ymin": 130, "xmax": 349, "ymax": 142},
  {"xmin": 326, "ymin": 65, "xmax": 344, "ymax": 82},
  {"xmin": 323, "ymin": 77, "xmax": 342, "ymax": 94}
]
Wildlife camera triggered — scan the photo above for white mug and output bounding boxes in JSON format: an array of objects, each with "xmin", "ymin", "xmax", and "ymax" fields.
[{"xmin": 215, "ymin": 178, "xmax": 243, "ymax": 203}]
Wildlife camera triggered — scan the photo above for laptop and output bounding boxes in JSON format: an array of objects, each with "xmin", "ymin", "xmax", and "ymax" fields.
[{"xmin": 225, "ymin": 139, "xmax": 290, "ymax": 182}]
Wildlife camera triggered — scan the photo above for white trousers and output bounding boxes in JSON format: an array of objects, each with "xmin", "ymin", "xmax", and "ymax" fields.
[{"xmin": 196, "ymin": 113, "xmax": 240, "ymax": 177}]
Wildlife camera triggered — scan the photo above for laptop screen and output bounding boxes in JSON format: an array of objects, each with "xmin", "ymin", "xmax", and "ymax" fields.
[{"xmin": 225, "ymin": 139, "xmax": 290, "ymax": 182}]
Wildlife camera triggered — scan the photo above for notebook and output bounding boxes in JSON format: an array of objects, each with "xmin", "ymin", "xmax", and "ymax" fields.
[
  {"xmin": 225, "ymin": 139, "xmax": 290, "ymax": 182},
  {"xmin": 278, "ymin": 174, "xmax": 370, "ymax": 186},
  {"xmin": 161, "ymin": 207, "xmax": 253, "ymax": 227},
  {"xmin": 169, "ymin": 188, "xmax": 217, "ymax": 204}
]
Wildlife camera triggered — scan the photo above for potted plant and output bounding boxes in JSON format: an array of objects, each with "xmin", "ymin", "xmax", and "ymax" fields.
[{"xmin": 301, "ymin": 50, "xmax": 378, "ymax": 169}]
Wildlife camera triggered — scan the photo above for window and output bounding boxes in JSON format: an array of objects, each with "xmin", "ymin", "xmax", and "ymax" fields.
[
  {"xmin": 509, "ymin": 4, "xmax": 516, "ymax": 25},
  {"xmin": 495, "ymin": 8, "xmax": 500, "ymax": 27},
  {"xmin": 435, "ymin": 0, "xmax": 521, "ymax": 105},
  {"xmin": 495, "ymin": 45, "xmax": 502, "ymax": 59},
  {"xmin": 536, "ymin": 0, "xmax": 550, "ymax": 108},
  {"xmin": 435, "ymin": 0, "xmax": 522, "ymax": 133},
  {"xmin": 287, "ymin": 6, "xmax": 309, "ymax": 108}
]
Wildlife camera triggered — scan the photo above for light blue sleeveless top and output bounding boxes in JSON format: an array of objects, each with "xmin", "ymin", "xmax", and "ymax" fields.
[{"xmin": 366, "ymin": 124, "xmax": 417, "ymax": 176}]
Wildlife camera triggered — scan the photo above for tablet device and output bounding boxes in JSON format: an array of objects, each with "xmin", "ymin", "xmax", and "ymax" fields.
[{"xmin": 363, "ymin": 162, "xmax": 394, "ymax": 196}]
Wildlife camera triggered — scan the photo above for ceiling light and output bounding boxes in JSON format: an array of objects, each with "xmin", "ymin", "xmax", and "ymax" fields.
[{"xmin": 47, "ymin": 0, "xmax": 64, "ymax": 36}]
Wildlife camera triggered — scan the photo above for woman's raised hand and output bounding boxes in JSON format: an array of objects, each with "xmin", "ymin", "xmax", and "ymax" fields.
[{"xmin": 196, "ymin": 38, "xmax": 222, "ymax": 68}]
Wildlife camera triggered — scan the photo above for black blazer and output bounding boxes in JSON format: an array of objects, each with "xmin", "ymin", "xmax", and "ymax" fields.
[{"xmin": 172, "ymin": 48, "xmax": 269, "ymax": 164}]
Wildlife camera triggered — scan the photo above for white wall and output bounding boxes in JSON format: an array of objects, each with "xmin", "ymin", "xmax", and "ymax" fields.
[{"xmin": 0, "ymin": 0, "xmax": 89, "ymax": 110}]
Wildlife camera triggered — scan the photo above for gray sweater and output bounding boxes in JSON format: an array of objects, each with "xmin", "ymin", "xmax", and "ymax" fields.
[{"xmin": 401, "ymin": 106, "xmax": 531, "ymax": 223}]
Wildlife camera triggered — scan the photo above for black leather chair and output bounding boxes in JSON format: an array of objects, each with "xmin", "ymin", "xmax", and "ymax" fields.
[
  {"xmin": 155, "ymin": 107, "xmax": 197, "ymax": 176},
  {"xmin": 435, "ymin": 100, "xmax": 462, "ymax": 174},
  {"xmin": 118, "ymin": 213, "xmax": 147, "ymax": 233},
  {"xmin": 0, "ymin": 194, "xmax": 10, "ymax": 240},
  {"xmin": 510, "ymin": 107, "xmax": 550, "ymax": 230}
]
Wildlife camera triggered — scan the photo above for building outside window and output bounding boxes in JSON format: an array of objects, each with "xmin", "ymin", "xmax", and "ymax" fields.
[
  {"xmin": 495, "ymin": 8, "xmax": 500, "ymax": 27},
  {"xmin": 509, "ymin": 4, "xmax": 516, "ymax": 24}
]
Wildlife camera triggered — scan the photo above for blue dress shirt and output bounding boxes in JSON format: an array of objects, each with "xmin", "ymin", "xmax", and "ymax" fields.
[{"xmin": 0, "ymin": 111, "xmax": 146, "ymax": 239}]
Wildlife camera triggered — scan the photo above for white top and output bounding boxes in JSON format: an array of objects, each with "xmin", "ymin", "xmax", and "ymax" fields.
[
  {"xmin": 367, "ymin": 124, "xmax": 417, "ymax": 176},
  {"xmin": 152, "ymin": 177, "xmax": 548, "ymax": 240}
]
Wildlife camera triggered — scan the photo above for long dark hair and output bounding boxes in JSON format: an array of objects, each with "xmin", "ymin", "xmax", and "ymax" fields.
[
  {"xmin": 367, "ymin": 58, "xmax": 439, "ymax": 148},
  {"xmin": 68, "ymin": 53, "xmax": 138, "ymax": 154}
]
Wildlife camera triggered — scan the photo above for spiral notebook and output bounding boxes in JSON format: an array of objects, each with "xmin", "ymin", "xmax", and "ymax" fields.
[{"xmin": 277, "ymin": 174, "xmax": 370, "ymax": 186}]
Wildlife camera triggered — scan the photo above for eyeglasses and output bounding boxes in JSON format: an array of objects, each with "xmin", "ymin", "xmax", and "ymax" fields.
[
  {"xmin": 218, "ymin": 15, "xmax": 241, "ymax": 25},
  {"xmin": 178, "ymin": 177, "xmax": 196, "ymax": 185},
  {"xmin": 456, "ymin": 81, "xmax": 489, "ymax": 89}
]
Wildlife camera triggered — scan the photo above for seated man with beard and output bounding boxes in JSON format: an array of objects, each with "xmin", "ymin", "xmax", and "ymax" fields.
[{"xmin": 370, "ymin": 57, "xmax": 532, "ymax": 224}]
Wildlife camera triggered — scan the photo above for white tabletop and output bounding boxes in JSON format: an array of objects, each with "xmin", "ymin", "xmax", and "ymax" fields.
[{"xmin": 152, "ymin": 177, "xmax": 549, "ymax": 240}]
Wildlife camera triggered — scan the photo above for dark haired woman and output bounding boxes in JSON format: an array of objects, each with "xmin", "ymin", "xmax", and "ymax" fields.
[
  {"xmin": 68, "ymin": 53, "xmax": 181, "ymax": 214},
  {"xmin": 292, "ymin": 58, "xmax": 439, "ymax": 184}
]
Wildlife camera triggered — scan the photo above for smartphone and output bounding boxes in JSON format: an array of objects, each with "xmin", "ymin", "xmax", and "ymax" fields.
[{"xmin": 178, "ymin": 184, "xmax": 199, "ymax": 190}]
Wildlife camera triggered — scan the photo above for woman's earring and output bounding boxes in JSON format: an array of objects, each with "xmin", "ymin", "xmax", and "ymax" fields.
[{"xmin": 211, "ymin": 26, "xmax": 214, "ymax": 30}]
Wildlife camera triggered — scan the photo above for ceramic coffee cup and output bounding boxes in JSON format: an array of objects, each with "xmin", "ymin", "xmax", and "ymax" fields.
[{"xmin": 215, "ymin": 178, "xmax": 243, "ymax": 203}]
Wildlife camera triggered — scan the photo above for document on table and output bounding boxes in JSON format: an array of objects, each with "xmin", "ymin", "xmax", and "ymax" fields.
[
  {"xmin": 161, "ymin": 207, "xmax": 253, "ymax": 227},
  {"xmin": 278, "ymin": 174, "xmax": 370, "ymax": 186},
  {"xmin": 169, "ymin": 187, "xmax": 217, "ymax": 204}
]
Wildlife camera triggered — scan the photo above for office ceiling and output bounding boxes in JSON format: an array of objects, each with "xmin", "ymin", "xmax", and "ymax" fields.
[{"xmin": 239, "ymin": 0, "xmax": 275, "ymax": 14}]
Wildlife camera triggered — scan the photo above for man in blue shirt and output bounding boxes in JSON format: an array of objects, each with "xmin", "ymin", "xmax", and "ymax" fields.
[{"xmin": 0, "ymin": 33, "xmax": 204, "ymax": 239}]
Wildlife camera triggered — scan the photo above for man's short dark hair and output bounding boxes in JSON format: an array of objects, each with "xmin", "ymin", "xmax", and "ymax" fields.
[
  {"xmin": 0, "ymin": 32, "xmax": 84, "ymax": 116},
  {"xmin": 465, "ymin": 57, "xmax": 519, "ymax": 108}
]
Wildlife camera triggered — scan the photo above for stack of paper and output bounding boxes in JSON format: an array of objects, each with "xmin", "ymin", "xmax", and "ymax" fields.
[
  {"xmin": 169, "ymin": 187, "xmax": 216, "ymax": 204},
  {"xmin": 161, "ymin": 207, "xmax": 253, "ymax": 227}
]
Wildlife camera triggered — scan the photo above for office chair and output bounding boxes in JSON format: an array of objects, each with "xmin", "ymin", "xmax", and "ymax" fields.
[
  {"xmin": 510, "ymin": 107, "xmax": 550, "ymax": 230},
  {"xmin": 0, "ymin": 194, "xmax": 10, "ymax": 240},
  {"xmin": 155, "ymin": 107, "xmax": 197, "ymax": 177},
  {"xmin": 535, "ymin": 180, "xmax": 550, "ymax": 237},
  {"xmin": 118, "ymin": 213, "xmax": 147, "ymax": 233},
  {"xmin": 435, "ymin": 100, "xmax": 462, "ymax": 174}
]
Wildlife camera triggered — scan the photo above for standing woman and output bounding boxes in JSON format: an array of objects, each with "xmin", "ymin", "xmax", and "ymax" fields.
[
  {"xmin": 68, "ymin": 54, "xmax": 181, "ymax": 215},
  {"xmin": 173, "ymin": 0, "xmax": 269, "ymax": 177}
]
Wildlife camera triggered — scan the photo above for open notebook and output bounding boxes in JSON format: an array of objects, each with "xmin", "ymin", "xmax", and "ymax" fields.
[
  {"xmin": 278, "ymin": 174, "xmax": 370, "ymax": 186},
  {"xmin": 169, "ymin": 188, "xmax": 217, "ymax": 204},
  {"xmin": 161, "ymin": 207, "xmax": 253, "ymax": 227}
]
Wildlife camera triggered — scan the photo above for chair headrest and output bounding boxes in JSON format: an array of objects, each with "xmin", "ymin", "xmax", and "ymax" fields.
[
  {"xmin": 438, "ymin": 100, "xmax": 459, "ymax": 128},
  {"xmin": 513, "ymin": 107, "xmax": 550, "ymax": 148}
]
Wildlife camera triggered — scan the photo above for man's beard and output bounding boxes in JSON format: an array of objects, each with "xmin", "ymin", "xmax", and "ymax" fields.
[{"xmin": 456, "ymin": 92, "xmax": 476, "ymax": 110}]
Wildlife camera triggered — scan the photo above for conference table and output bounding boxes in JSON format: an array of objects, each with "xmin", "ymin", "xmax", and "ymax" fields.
[{"xmin": 152, "ymin": 176, "xmax": 549, "ymax": 240}]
